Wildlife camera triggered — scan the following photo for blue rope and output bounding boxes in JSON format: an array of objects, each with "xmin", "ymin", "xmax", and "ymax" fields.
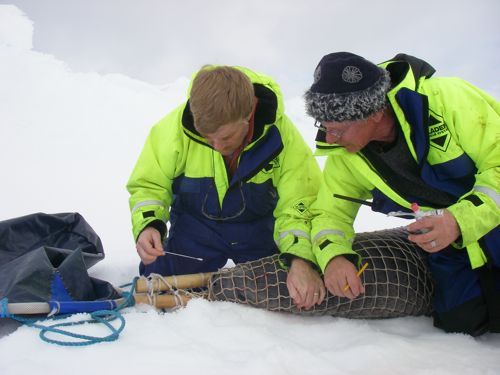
[
  {"xmin": 0, "ymin": 298, "xmax": 10, "ymax": 318},
  {"xmin": 39, "ymin": 310, "xmax": 126, "ymax": 346},
  {"xmin": 0, "ymin": 277, "xmax": 139, "ymax": 346}
]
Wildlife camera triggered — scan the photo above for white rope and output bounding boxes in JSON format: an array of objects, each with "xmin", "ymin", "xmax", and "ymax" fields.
[{"xmin": 137, "ymin": 273, "xmax": 208, "ymax": 309}]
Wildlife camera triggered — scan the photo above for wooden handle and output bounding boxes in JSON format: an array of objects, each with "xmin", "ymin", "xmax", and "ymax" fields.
[
  {"xmin": 134, "ymin": 293, "xmax": 193, "ymax": 309},
  {"xmin": 135, "ymin": 272, "xmax": 215, "ymax": 293}
]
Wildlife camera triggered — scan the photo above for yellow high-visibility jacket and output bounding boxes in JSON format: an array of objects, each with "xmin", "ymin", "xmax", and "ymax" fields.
[
  {"xmin": 311, "ymin": 54, "xmax": 500, "ymax": 272},
  {"xmin": 128, "ymin": 67, "xmax": 321, "ymax": 263}
]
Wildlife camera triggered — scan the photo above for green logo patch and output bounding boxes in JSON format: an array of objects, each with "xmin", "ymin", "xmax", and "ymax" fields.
[
  {"xmin": 428, "ymin": 113, "xmax": 450, "ymax": 152},
  {"xmin": 293, "ymin": 201, "xmax": 309, "ymax": 215}
]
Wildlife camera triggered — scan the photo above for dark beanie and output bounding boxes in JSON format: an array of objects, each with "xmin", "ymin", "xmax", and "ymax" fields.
[{"xmin": 304, "ymin": 52, "xmax": 391, "ymax": 122}]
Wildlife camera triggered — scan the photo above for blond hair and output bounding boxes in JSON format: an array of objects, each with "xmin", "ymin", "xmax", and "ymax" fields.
[{"xmin": 190, "ymin": 66, "xmax": 254, "ymax": 133}]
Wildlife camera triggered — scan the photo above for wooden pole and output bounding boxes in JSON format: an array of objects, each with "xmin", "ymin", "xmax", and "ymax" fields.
[
  {"xmin": 135, "ymin": 272, "xmax": 215, "ymax": 293},
  {"xmin": 134, "ymin": 293, "xmax": 193, "ymax": 309}
]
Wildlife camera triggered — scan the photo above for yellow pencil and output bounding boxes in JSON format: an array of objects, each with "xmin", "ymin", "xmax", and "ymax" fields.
[{"xmin": 343, "ymin": 262, "xmax": 369, "ymax": 292}]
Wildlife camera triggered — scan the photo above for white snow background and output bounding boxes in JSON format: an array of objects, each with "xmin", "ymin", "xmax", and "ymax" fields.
[{"xmin": 0, "ymin": 3, "xmax": 499, "ymax": 375}]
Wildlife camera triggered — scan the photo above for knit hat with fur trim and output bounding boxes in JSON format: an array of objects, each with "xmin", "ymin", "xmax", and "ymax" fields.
[{"xmin": 304, "ymin": 52, "xmax": 391, "ymax": 122}]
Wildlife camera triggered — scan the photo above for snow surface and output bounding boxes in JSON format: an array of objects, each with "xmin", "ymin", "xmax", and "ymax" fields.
[{"xmin": 0, "ymin": 5, "xmax": 499, "ymax": 375}]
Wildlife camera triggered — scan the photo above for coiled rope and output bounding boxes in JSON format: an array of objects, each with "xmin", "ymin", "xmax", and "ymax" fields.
[{"xmin": 0, "ymin": 277, "xmax": 138, "ymax": 346}]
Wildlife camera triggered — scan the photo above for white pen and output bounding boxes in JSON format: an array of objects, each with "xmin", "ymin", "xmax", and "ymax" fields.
[{"xmin": 163, "ymin": 251, "xmax": 204, "ymax": 261}]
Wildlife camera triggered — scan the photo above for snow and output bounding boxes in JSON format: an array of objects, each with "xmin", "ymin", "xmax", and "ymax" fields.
[{"xmin": 0, "ymin": 5, "xmax": 499, "ymax": 375}]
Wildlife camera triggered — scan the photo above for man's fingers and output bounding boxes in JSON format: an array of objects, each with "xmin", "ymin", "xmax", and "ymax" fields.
[
  {"xmin": 288, "ymin": 284, "xmax": 299, "ymax": 303},
  {"xmin": 318, "ymin": 286, "xmax": 326, "ymax": 305},
  {"xmin": 151, "ymin": 233, "xmax": 164, "ymax": 254},
  {"xmin": 137, "ymin": 245, "xmax": 157, "ymax": 265},
  {"xmin": 330, "ymin": 275, "xmax": 363, "ymax": 300},
  {"xmin": 314, "ymin": 285, "xmax": 326, "ymax": 306},
  {"xmin": 325, "ymin": 274, "xmax": 350, "ymax": 298},
  {"xmin": 311, "ymin": 285, "xmax": 326, "ymax": 307},
  {"xmin": 140, "ymin": 239, "xmax": 164, "ymax": 256},
  {"xmin": 408, "ymin": 227, "xmax": 436, "ymax": 244},
  {"xmin": 143, "ymin": 245, "xmax": 164, "ymax": 257},
  {"xmin": 287, "ymin": 261, "xmax": 326, "ymax": 309},
  {"xmin": 298, "ymin": 288, "xmax": 311, "ymax": 309},
  {"xmin": 297, "ymin": 286, "xmax": 324, "ymax": 310},
  {"xmin": 419, "ymin": 239, "xmax": 443, "ymax": 253},
  {"xmin": 345, "ymin": 274, "xmax": 363, "ymax": 297},
  {"xmin": 341, "ymin": 281, "xmax": 355, "ymax": 299},
  {"xmin": 304, "ymin": 289, "xmax": 315, "ymax": 309},
  {"xmin": 408, "ymin": 216, "xmax": 433, "ymax": 230},
  {"xmin": 287, "ymin": 279, "xmax": 304, "ymax": 307},
  {"xmin": 137, "ymin": 229, "xmax": 164, "ymax": 256}
]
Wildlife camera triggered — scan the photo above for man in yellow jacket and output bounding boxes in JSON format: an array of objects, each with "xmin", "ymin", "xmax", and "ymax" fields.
[
  {"xmin": 305, "ymin": 52, "xmax": 499, "ymax": 335},
  {"xmin": 127, "ymin": 66, "xmax": 325, "ymax": 309}
]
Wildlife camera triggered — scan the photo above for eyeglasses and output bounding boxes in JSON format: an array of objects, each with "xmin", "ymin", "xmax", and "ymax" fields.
[
  {"xmin": 201, "ymin": 180, "xmax": 246, "ymax": 221},
  {"xmin": 313, "ymin": 120, "xmax": 344, "ymax": 138}
]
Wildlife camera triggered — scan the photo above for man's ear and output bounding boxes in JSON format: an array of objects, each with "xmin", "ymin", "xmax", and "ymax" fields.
[{"xmin": 371, "ymin": 109, "xmax": 385, "ymax": 123}]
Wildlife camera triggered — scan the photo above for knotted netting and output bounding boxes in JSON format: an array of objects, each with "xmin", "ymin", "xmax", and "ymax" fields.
[{"xmin": 208, "ymin": 228, "xmax": 434, "ymax": 318}]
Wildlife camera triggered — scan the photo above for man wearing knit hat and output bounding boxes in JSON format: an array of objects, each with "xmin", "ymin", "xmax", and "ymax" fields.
[{"xmin": 305, "ymin": 52, "xmax": 499, "ymax": 335}]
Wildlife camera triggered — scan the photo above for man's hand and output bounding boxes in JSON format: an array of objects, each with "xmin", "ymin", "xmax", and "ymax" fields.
[
  {"xmin": 286, "ymin": 257, "xmax": 326, "ymax": 310},
  {"xmin": 407, "ymin": 209, "xmax": 460, "ymax": 253},
  {"xmin": 323, "ymin": 255, "xmax": 364, "ymax": 299},
  {"xmin": 136, "ymin": 227, "xmax": 165, "ymax": 265}
]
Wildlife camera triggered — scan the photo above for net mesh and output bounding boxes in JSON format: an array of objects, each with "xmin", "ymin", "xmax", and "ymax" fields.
[{"xmin": 207, "ymin": 228, "xmax": 434, "ymax": 318}]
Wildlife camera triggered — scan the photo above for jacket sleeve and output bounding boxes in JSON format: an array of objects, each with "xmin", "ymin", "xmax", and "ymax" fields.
[
  {"xmin": 273, "ymin": 115, "xmax": 322, "ymax": 264},
  {"xmin": 310, "ymin": 154, "xmax": 371, "ymax": 272},
  {"xmin": 434, "ymin": 79, "xmax": 500, "ymax": 267},
  {"xmin": 126, "ymin": 111, "xmax": 184, "ymax": 241}
]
